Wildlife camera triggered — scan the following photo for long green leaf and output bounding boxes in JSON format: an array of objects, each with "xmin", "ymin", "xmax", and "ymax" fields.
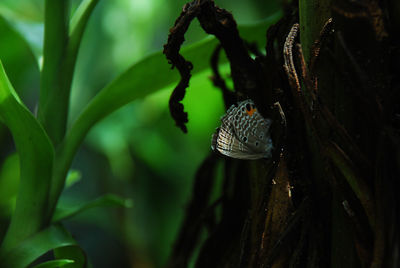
[
  {"xmin": 60, "ymin": 0, "xmax": 100, "ymax": 136},
  {"xmin": 0, "ymin": 153, "xmax": 19, "ymax": 209},
  {"xmin": 50, "ymin": 13, "xmax": 281, "ymax": 207},
  {"xmin": 52, "ymin": 193, "xmax": 132, "ymax": 223},
  {"xmin": 33, "ymin": 259, "xmax": 75, "ymax": 268},
  {"xmin": 52, "ymin": 225, "xmax": 88, "ymax": 268},
  {"xmin": 70, "ymin": 0, "xmax": 100, "ymax": 36},
  {"xmin": 0, "ymin": 16, "xmax": 40, "ymax": 91},
  {"xmin": 0, "ymin": 60, "xmax": 54, "ymax": 252},
  {"xmin": 0, "ymin": 224, "xmax": 76, "ymax": 268},
  {"xmin": 0, "ymin": 0, "xmax": 44, "ymax": 22},
  {"xmin": 70, "ymin": 13, "xmax": 281, "ymax": 150},
  {"xmin": 54, "ymin": 245, "xmax": 87, "ymax": 268}
]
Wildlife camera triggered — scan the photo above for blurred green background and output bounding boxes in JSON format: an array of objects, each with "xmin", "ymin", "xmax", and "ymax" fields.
[{"xmin": 0, "ymin": 0, "xmax": 281, "ymax": 267}]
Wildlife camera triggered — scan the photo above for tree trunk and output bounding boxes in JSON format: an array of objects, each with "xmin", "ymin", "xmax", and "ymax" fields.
[{"xmin": 165, "ymin": 0, "xmax": 400, "ymax": 267}]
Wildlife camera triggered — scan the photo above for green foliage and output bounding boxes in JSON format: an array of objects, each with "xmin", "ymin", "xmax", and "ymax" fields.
[
  {"xmin": 0, "ymin": 224, "xmax": 77, "ymax": 268},
  {"xmin": 53, "ymin": 245, "xmax": 88, "ymax": 268},
  {"xmin": 52, "ymin": 194, "xmax": 132, "ymax": 223},
  {"xmin": 0, "ymin": 153, "xmax": 19, "ymax": 217},
  {"xmin": 65, "ymin": 170, "xmax": 82, "ymax": 189},
  {"xmin": 33, "ymin": 259, "xmax": 75, "ymax": 268},
  {"xmin": 0, "ymin": 0, "xmax": 281, "ymax": 266},
  {"xmin": 0, "ymin": 60, "xmax": 54, "ymax": 252}
]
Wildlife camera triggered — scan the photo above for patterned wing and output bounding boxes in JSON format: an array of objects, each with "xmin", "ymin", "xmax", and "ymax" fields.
[
  {"xmin": 211, "ymin": 99, "xmax": 274, "ymax": 160},
  {"xmin": 212, "ymin": 124, "xmax": 267, "ymax": 160}
]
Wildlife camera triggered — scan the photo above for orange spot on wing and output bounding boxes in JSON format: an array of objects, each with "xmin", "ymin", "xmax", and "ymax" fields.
[{"xmin": 246, "ymin": 108, "xmax": 257, "ymax": 116}]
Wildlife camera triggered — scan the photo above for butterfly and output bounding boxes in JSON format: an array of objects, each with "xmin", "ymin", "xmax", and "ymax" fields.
[{"xmin": 211, "ymin": 99, "xmax": 274, "ymax": 160}]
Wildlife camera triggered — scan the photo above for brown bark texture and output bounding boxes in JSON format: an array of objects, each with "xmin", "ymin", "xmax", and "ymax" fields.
[{"xmin": 164, "ymin": 0, "xmax": 400, "ymax": 267}]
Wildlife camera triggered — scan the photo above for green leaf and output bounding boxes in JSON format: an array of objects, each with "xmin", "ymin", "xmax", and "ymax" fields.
[
  {"xmin": 70, "ymin": 0, "xmax": 100, "ymax": 37},
  {"xmin": 0, "ymin": 60, "xmax": 54, "ymax": 252},
  {"xmin": 0, "ymin": 0, "xmax": 44, "ymax": 22},
  {"xmin": 52, "ymin": 226, "xmax": 88, "ymax": 268},
  {"xmin": 0, "ymin": 16, "xmax": 40, "ymax": 93},
  {"xmin": 61, "ymin": 0, "xmax": 101, "ymax": 138},
  {"xmin": 65, "ymin": 169, "xmax": 82, "ymax": 189},
  {"xmin": 33, "ymin": 259, "xmax": 75, "ymax": 268},
  {"xmin": 0, "ymin": 224, "xmax": 76, "ymax": 268},
  {"xmin": 0, "ymin": 153, "xmax": 19, "ymax": 218},
  {"xmin": 52, "ymin": 193, "xmax": 132, "ymax": 223},
  {"xmin": 54, "ymin": 245, "xmax": 87, "ymax": 268},
  {"xmin": 0, "ymin": 153, "xmax": 19, "ymax": 206},
  {"xmin": 72, "ymin": 13, "xmax": 281, "ymax": 143}
]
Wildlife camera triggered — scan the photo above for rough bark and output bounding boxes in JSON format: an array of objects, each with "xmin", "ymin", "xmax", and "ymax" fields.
[{"xmin": 164, "ymin": 0, "xmax": 400, "ymax": 267}]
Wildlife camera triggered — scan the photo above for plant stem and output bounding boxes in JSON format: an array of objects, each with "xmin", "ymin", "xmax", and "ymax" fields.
[{"xmin": 38, "ymin": 0, "xmax": 69, "ymax": 146}]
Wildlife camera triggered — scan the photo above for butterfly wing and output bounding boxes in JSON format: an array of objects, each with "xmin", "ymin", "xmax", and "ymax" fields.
[
  {"xmin": 211, "ymin": 99, "xmax": 274, "ymax": 160},
  {"xmin": 212, "ymin": 124, "xmax": 267, "ymax": 160},
  {"xmin": 241, "ymin": 115, "xmax": 273, "ymax": 158}
]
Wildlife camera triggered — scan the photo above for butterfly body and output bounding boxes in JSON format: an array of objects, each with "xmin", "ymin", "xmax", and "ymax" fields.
[{"xmin": 211, "ymin": 99, "xmax": 273, "ymax": 160}]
